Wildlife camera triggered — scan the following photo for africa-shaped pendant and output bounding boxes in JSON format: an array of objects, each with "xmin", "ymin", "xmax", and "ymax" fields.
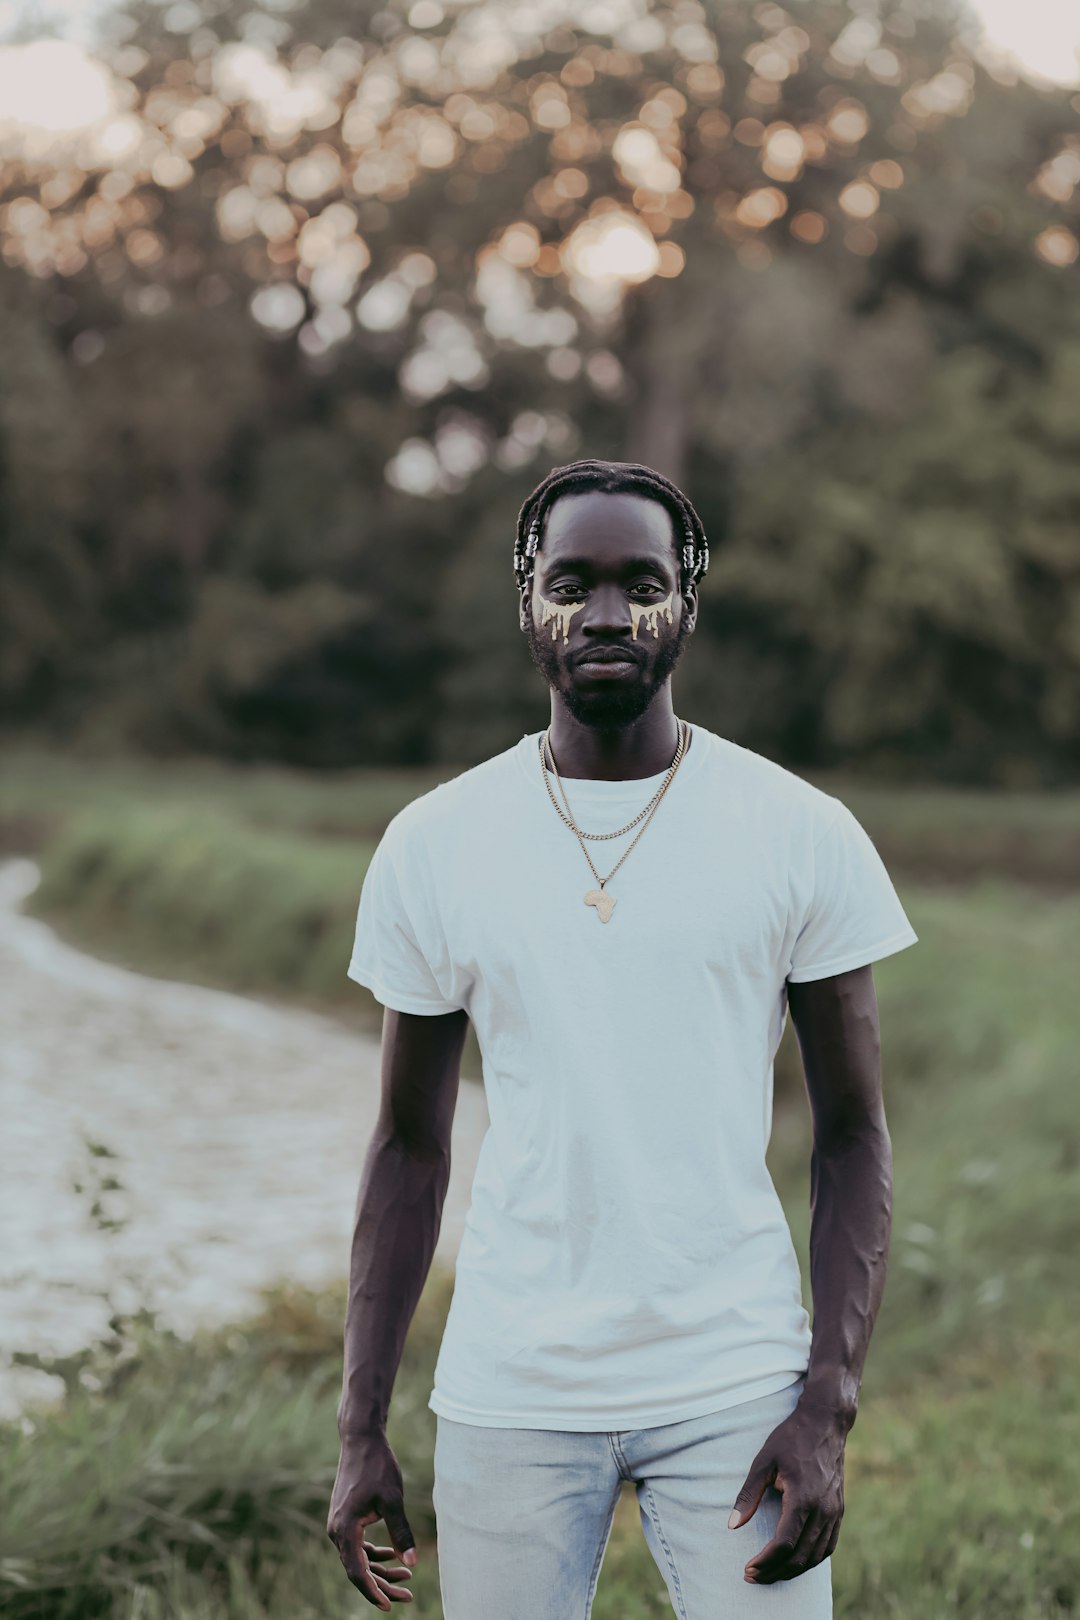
[{"xmin": 584, "ymin": 887, "xmax": 616, "ymax": 923}]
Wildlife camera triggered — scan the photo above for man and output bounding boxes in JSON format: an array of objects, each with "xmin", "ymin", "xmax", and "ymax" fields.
[{"xmin": 328, "ymin": 458, "xmax": 918, "ymax": 1616}]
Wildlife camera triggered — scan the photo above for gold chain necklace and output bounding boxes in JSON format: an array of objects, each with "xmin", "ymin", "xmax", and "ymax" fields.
[
  {"xmin": 537, "ymin": 729, "xmax": 684, "ymax": 840},
  {"xmin": 538, "ymin": 719, "xmax": 689, "ymax": 923}
]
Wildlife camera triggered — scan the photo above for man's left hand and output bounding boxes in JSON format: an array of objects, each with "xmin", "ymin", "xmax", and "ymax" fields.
[{"xmin": 726, "ymin": 1396, "xmax": 847, "ymax": 1584}]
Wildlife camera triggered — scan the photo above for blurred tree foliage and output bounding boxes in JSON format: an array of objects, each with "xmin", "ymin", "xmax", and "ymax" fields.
[{"xmin": 0, "ymin": 0, "xmax": 1077, "ymax": 781}]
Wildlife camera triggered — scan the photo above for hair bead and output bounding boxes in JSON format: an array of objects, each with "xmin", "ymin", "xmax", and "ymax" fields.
[{"xmin": 513, "ymin": 459, "xmax": 709, "ymax": 596}]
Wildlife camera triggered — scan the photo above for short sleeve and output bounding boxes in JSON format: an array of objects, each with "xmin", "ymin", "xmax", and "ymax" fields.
[
  {"xmin": 347, "ymin": 815, "xmax": 467, "ymax": 1015},
  {"xmin": 786, "ymin": 799, "xmax": 919, "ymax": 983}
]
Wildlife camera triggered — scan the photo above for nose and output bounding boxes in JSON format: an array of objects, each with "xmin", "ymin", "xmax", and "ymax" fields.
[{"xmin": 579, "ymin": 582, "xmax": 634, "ymax": 638}]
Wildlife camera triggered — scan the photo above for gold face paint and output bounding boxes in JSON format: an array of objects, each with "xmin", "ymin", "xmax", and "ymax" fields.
[
  {"xmin": 536, "ymin": 593, "xmax": 586, "ymax": 645},
  {"xmin": 629, "ymin": 591, "xmax": 674, "ymax": 640},
  {"xmin": 535, "ymin": 590, "xmax": 676, "ymax": 645}
]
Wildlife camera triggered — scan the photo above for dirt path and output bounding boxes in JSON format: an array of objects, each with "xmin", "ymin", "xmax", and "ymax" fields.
[{"xmin": 0, "ymin": 857, "xmax": 489, "ymax": 1417}]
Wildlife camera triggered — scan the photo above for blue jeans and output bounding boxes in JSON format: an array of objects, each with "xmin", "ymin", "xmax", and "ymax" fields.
[{"xmin": 433, "ymin": 1374, "xmax": 834, "ymax": 1617}]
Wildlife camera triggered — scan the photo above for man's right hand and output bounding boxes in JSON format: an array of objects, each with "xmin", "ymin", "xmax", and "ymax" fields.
[{"xmin": 327, "ymin": 1430, "xmax": 418, "ymax": 1609}]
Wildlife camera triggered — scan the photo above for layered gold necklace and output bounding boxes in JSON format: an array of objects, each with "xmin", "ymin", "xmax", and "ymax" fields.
[{"xmin": 537, "ymin": 719, "xmax": 690, "ymax": 923}]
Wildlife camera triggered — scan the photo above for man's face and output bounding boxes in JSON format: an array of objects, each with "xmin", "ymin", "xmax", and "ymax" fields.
[{"xmin": 519, "ymin": 489, "xmax": 698, "ymax": 729}]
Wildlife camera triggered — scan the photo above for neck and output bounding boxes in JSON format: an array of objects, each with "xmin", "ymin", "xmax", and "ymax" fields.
[{"xmin": 545, "ymin": 698, "xmax": 688, "ymax": 780}]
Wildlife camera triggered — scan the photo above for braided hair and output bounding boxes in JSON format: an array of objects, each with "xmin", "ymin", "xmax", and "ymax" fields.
[{"xmin": 513, "ymin": 459, "xmax": 710, "ymax": 596}]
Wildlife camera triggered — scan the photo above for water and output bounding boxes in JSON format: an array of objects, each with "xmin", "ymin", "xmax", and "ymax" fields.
[{"xmin": 0, "ymin": 858, "xmax": 488, "ymax": 1417}]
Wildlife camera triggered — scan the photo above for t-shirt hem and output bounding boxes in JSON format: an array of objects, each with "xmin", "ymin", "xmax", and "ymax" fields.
[
  {"xmin": 427, "ymin": 1368, "xmax": 806, "ymax": 1431},
  {"xmin": 786, "ymin": 926, "xmax": 919, "ymax": 984},
  {"xmin": 346, "ymin": 960, "xmax": 462, "ymax": 1016}
]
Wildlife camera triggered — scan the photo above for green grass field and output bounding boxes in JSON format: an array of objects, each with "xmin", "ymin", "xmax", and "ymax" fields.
[
  {"xmin": 3, "ymin": 738, "xmax": 1078, "ymax": 1058},
  {"xmin": 1, "ymin": 743, "xmax": 1077, "ymax": 1617}
]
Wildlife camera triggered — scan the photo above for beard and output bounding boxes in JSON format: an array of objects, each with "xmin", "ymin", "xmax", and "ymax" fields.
[{"xmin": 523, "ymin": 612, "xmax": 692, "ymax": 730}]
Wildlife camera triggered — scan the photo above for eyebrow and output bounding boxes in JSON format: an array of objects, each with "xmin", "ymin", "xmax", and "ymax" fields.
[{"xmin": 542, "ymin": 555, "xmax": 673, "ymax": 577}]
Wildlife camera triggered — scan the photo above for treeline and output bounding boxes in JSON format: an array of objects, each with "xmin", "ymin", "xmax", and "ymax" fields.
[{"xmin": 0, "ymin": 0, "xmax": 1078, "ymax": 783}]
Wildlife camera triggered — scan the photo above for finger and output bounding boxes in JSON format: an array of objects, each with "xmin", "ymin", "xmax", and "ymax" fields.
[
  {"xmin": 803, "ymin": 1515, "xmax": 835, "ymax": 1571},
  {"xmin": 376, "ymin": 1500, "xmax": 418, "ymax": 1571},
  {"xmin": 339, "ymin": 1520, "xmax": 399, "ymax": 1611},
  {"xmin": 366, "ymin": 1542, "xmax": 414, "ymax": 1578},
  {"xmin": 770, "ymin": 1508, "xmax": 825, "ymax": 1582},
  {"xmin": 728, "ymin": 1467, "xmax": 770, "ymax": 1528},
  {"xmin": 363, "ymin": 1532, "xmax": 414, "ymax": 1605},
  {"xmin": 364, "ymin": 1550, "xmax": 414, "ymax": 1591},
  {"xmin": 748, "ymin": 1508, "xmax": 823, "ymax": 1584},
  {"xmin": 744, "ymin": 1500, "xmax": 810, "ymax": 1582},
  {"xmin": 342, "ymin": 1552, "xmax": 393, "ymax": 1610},
  {"xmin": 370, "ymin": 1571, "xmax": 414, "ymax": 1606},
  {"xmin": 369, "ymin": 1563, "xmax": 414, "ymax": 1586}
]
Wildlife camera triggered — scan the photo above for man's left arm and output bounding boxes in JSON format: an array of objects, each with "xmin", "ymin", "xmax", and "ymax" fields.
[
  {"xmin": 791, "ymin": 960, "xmax": 891, "ymax": 1424},
  {"xmin": 728, "ymin": 963, "xmax": 890, "ymax": 1585}
]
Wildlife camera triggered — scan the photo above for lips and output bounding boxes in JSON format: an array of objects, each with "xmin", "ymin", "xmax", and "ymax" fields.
[{"xmin": 575, "ymin": 650, "xmax": 638, "ymax": 666}]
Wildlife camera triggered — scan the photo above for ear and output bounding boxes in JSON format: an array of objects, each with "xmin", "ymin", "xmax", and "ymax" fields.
[
  {"xmin": 519, "ymin": 582, "xmax": 531, "ymax": 632},
  {"xmin": 681, "ymin": 579, "xmax": 699, "ymax": 635}
]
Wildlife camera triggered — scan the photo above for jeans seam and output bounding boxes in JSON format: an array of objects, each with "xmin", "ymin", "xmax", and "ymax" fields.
[
  {"xmin": 584, "ymin": 1488, "xmax": 620, "ymax": 1616},
  {"xmin": 643, "ymin": 1481, "xmax": 689, "ymax": 1620},
  {"xmin": 608, "ymin": 1432, "xmax": 633, "ymax": 1480}
]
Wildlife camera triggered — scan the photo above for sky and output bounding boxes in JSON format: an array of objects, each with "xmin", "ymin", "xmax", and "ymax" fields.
[{"xmin": 0, "ymin": 0, "xmax": 1079, "ymax": 88}]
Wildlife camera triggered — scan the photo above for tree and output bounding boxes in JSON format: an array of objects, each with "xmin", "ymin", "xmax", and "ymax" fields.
[{"xmin": 0, "ymin": 0, "xmax": 1077, "ymax": 777}]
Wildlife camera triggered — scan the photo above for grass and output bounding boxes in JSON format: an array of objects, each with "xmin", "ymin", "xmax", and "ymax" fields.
[
  {"xmin": 1, "ymin": 741, "xmax": 1078, "ymax": 1616},
  {"xmin": 4, "ymin": 1268, "xmax": 1076, "ymax": 1618},
  {"xmin": 0, "ymin": 744, "xmax": 450, "ymax": 1035},
  {"xmin": 2, "ymin": 736, "xmax": 1078, "ymax": 1059}
]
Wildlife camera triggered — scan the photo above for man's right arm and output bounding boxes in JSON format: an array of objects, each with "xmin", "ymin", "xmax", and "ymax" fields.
[
  {"xmin": 327, "ymin": 1003, "xmax": 469, "ymax": 1609},
  {"xmin": 338, "ymin": 1003, "xmax": 470, "ymax": 1439}
]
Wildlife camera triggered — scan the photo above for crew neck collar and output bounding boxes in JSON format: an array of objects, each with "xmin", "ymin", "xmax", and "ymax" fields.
[{"xmin": 516, "ymin": 722, "xmax": 709, "ymax": 801}]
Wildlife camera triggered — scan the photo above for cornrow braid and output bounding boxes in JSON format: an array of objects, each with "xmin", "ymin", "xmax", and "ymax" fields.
[{"xmin": 513, "ymin": 458, "xmax": 710, "ymax": 596}]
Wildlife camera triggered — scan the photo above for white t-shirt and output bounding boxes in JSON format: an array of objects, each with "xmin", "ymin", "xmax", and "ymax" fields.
[{"xmin": 347, "ymin": 724, "xmax": 918, "ymax": 1431}]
